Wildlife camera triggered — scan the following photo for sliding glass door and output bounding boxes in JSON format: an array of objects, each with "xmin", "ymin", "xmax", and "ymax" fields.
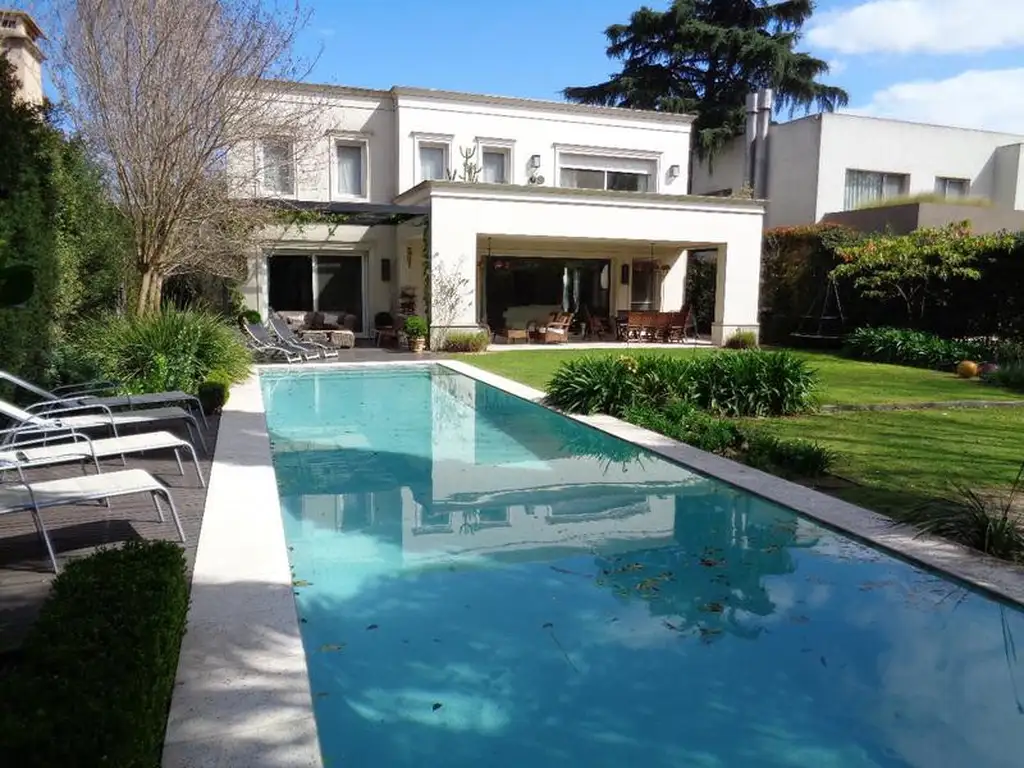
[{"xmin": 267, "ymin": 252, "xmax": 365, "ymax": 332}]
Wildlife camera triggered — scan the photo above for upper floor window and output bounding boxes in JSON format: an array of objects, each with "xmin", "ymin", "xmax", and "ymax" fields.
[
  {"xmin": 335, "ymin": 141, "xmax": 366, "ymax": 198},
  {"xmin": 556, "ymin": 150, "xmax": 657, "ymax": 193},
  {"xmin": 935, "ymin": 176, "xmax": 969, "ymax": 199},
  {"xmin": 420, "ymin": 144, "xmax": 448, "ymax": 181},
  {"xmin": 481, "ymin": 149, "xmax": 509, "ymax": 184},
  {"xmin": 560, "ymin": 167, "xmax": 650, "ymax": 192},
  {"xmin": 844, "ymin": 169, "xmax": 908, "ymax": 210},
  {"xmin": 262, "ymin": 139, "xmax": 295, "ymax": 196}
]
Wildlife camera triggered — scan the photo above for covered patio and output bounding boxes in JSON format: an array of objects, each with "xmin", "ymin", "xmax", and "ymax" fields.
[{"xmin": 394, "ymin": 181, "xmax": 765, "ymax": 347}]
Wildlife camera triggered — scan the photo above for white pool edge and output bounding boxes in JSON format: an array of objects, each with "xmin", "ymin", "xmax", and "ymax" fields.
[
  {"xmin": 439, "ymin": 359, "xmax": 1024, "ymax": 606},
  {"xmin": 163, "ymin": 373, "xmax": 322, "ymax": 768}
]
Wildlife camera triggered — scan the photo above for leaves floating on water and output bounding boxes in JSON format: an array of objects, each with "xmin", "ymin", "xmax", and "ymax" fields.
[
  {"xmin": 701, "ymin": 602, "xmax": 724, "ymax": 614},
  {"xmin": 790, "ymin": 615, "xmax": 810, "ymax": 624},
  {"xmin": 432, "ymin": 702, "xmax": 443, "ymax": 712},
  {"xmin": 820, "ymin": 656, "xmax": 828, "ymax": 668},
  {"xmin": 292, "ymin": 579, "xmax": 312, "ymax": 587},
  {"xmin": 319, "ymin": 643, "xmax": 346, "ymax": 652},
  {"xmin": 300, "ymin": 618, "xmax": 308, "ymax": 624},
  {"xmin": 366, "ymin": 624, "xmax": 379, "ymax": 631},
  {"xmin": 315, "ymin": 691, "xmax": 329, "ymax": 698},
  {"xmin": 542, "ymin": 622, "xmax": 554, "ymax": 629},
  {"xmin": 699, "ymin": 558, "xmax": 722, "ymax": 568}
]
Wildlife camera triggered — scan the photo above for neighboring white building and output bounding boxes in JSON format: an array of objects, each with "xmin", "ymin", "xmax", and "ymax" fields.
[
  {"xmin": 239, "ymin": 83, "xmax": 765, "ymax": 345},
  {"xmin": 0, "ymin": 10, "xmax": 44, "ymax": 105},
  {"xmin": 692, "ymin": 90, "xmax": 1024, "ymax": 229}
]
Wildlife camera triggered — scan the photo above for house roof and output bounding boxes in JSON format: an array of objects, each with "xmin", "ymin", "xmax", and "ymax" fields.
[{"xmin": 256, "ymin": 79, "xmax": 696, "ymax": 125}]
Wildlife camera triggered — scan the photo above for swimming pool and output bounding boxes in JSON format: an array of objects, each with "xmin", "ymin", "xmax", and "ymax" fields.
[{"xmin": 261, "ymin": 364, "xmax": 1024, "ymax": 768}]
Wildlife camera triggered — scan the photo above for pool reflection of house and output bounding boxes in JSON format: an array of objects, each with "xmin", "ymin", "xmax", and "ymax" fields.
[{"xmin": 269, "ymin": 369, "xmax": 808, "ymax": 564}]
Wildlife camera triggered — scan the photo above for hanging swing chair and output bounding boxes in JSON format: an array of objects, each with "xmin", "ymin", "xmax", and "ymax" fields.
[{"xmin": 791, "ymin": 275, "xmax": 846, "ymax": 344}]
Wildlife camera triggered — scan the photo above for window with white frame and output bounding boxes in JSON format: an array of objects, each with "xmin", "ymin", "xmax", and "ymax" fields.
[
  {"xmin": 843, "ymin": 169, "xmax": 908, "ymax": 210},
  {"xmin": 481, "ymin": 148, "xmax": 510, "ymax": 184},
  {"xmin": 262, "ymin": 139, "xmax": 295, "ymax": 196},
  {"xmin": 557, "ymin": 151, "xmax": 655, "ymax": 193},
  {"xmin": 419, "ymin": 144, "xmax": 448, "ymax": 181},
  {"xmin": 335, "ymin": 141, "xmax": 366, "ymax": 197},
  {"xmin": 935, "ymin": 176, "xmax": 969, "ymax": 199}
]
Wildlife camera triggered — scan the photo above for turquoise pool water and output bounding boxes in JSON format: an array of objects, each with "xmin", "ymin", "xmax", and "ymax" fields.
[{"xmin": 261, "ymin": 365, "xmax": 1024, "ymax": 768}]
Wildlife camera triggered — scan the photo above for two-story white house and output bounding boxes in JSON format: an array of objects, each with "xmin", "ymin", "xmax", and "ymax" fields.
[
  {"xmin": 239, "ymin": 83, "xmax": 765, "ymax": 345},
  {"xmin": 692, "ymin": 89, "xmax": 1024, "ymax": 230}
]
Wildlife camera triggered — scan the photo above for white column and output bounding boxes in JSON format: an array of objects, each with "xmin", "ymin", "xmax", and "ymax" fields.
[
  {"xmin": 428, "ymin": 199, "xmax": 480, "ymax": 344},
  {"xmin": 660, "ymin": 248, "xmax": 688, "ymax": 311},
  {"xmin": 711, "ymin": 238, "xmax": 762, "ymax": 346}
]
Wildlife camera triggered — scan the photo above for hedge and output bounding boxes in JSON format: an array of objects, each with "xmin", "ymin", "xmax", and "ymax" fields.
[{"xmin": 0, "ymin": 540, "xmax": 189, "ymax": 767}]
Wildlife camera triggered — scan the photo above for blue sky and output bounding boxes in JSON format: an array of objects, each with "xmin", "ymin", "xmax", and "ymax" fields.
[{"xmin": 296, "ymin": 0, "xmax": 1024, "ymax": 133}]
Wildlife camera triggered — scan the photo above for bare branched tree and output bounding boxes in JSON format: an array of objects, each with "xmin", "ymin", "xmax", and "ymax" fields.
[{"xmin": 50, "ymin": 0, "xmax": 325, "ymax": 314}]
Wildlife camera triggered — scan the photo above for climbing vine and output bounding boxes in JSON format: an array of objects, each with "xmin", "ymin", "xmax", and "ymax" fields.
[
  {"xmin": 421, "ymin": 216, "xmax": 431, "ymax": 329},
  {"xmin": 273, "ymin": 208, "xmax": 353, "ymax": 238}
]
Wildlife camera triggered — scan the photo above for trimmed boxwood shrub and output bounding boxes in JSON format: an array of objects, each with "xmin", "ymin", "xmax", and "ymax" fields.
[
  {"xmin": 197, "ymin": 376, "xmax": 230, "ymax": 415},
  {"xmin": 0, "ymin": 540, "xmax": 189, "ymax": 767},
  {"xmin": 547, "ymin": 351, "xmax": 817, "ymax": 418}
]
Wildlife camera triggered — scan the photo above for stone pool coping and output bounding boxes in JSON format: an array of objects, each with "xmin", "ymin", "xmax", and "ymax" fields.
[
  {"xmin": 165, "ymin": 357, "xmax": 1024, "ymax": 767},
  {"xmin": 439, "ymin": 359, "xmax": 1024, "ymax": 607},
  {"xmin": 163, "ymin": 373, "xmax": 321, "ymax": 768}
]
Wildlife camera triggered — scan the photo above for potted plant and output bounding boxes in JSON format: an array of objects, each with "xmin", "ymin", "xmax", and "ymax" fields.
[{"xmin": 404, "ymin": 315, "xmax": 428, "ymax": 353}]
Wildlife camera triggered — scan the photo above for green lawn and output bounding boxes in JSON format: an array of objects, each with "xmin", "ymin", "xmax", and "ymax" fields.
[
  {"xmin": 453, "ymin": 348, "xmax": 1024, "ymax": 513},
  {"xmin": 454, "ymin": 349, "xmax": 1024, "ymax": 406},
  {"xmin": 760, "ymin": 408, "xmax": 1024, "ymax": 512}
]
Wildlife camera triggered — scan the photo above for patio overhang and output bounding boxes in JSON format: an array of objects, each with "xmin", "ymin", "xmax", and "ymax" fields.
[
  {"xmin": 259, "ymin": 198, "xmax": 430, "ymax": 227},
  {"xmin": 395, "ymin": 181, "xmax": 767, "ymax": 345}
]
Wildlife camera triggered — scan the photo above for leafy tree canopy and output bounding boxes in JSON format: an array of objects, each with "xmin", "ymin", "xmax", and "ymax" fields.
[{"xmin": 564, "ymin": 0, "xmax": 848, "ymax": 159}]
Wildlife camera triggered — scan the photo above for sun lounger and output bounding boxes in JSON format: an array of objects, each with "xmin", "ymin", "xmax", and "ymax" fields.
[
  {"xmin": 242, "ymin": 321, "xmax": 306, "ymax": 362},
  {"xmin": 268, "ymin": 316, "xmax": 340, "ymax": 359},
  {"xmin": 0, "ymin": 426, "xmax": 205, "ymax": 487},
  {"xmin": 0, "ymin": 369, "xmax": 207, "ymax": 429},
  {"xmin": 0, "ymin": 467, "xmax": 185, "ymax": 573},
  {"xmin": 0, "ymin": 397, "xmax": 208, "ymax": 454}
]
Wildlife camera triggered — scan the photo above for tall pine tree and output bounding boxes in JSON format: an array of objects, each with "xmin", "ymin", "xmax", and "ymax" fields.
[{"xmin": 564, "ymin": 0, "xmax": 848, "ymax": 159}]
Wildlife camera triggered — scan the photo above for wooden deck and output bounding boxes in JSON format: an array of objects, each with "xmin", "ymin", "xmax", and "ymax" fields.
[{"xmin": 0, "ymin": 418, "xmax": 219, "ymax": 652}]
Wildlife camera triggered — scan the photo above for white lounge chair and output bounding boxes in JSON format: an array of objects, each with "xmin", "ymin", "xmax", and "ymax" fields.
[
  {"xmin": 0, "ymin": 425, "xmax": 205, "ymax": 487},
  {"xmin": 0, "ymin": 397, "xmax": 208, "ymax": 454},
  {"xmin": 242, "ymin": 321, "xmax": 306, "ymax": 362},
  {"xmin": 0, "ymin": 466, "xmax": 185, "ymax": 573},
  {"xmin": 0, "ymin": 369, "xmax": 208, "ymax": 429},
  {"xmin": 268, "ymin": 316, "xmax": 340, "ymax": 359}
]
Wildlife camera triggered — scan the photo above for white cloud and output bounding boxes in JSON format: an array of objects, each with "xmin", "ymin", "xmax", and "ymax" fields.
[
  {"xmin": 851, "ymin": 68, "xmax": 1024, "ymax": 133},
  {"xmin": 807, "ymin": 0, "xmax": 1024, "ymax": 55},
  {"xmin": 827, "ymin": 59, "xmax": 846, "ymax": 76}
]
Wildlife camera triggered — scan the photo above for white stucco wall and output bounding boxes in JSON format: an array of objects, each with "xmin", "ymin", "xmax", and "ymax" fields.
[
  {"xmin": 815, "ymin": 113, "xmax": 1024, "ymax": 218},
  {"xmin": 994, "ymin": 144, "xmax": 1024, "ymax": 209},
  {"xmin": 763, "ymin": 116, "xmax": 822, "ymax": 228},
  {"xmin": 392, "ymin": 89, "xmax": 692, "ymax": 196},
  {"xmin": 401, "ymin": 184, "xmax": 765, "ymax": 344}
]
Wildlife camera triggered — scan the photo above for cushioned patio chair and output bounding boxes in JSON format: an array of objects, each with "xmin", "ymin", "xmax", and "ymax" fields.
[
  {"xmin": 541, "ymin": 313, "xmax": 574, "ymax": 344},
  {"xmin": 0, "ymin": 464, "xmax": 185, "ymax": 573}
]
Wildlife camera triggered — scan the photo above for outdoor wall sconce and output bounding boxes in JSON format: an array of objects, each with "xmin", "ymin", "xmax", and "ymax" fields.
[
  {"xmin": 668, "ymin": 164, "xmax": 681, "ymax": 179},
  {"xmin": 529, "ymin": 154, "xmax": 542, "ymax": 170},
  {"xmin": 381, "ymin": 258, "xmax": 391, "ymax": 282},
  {"xmin": 621, "ymin": 264, "xmax": 630, "ymax": 285}
]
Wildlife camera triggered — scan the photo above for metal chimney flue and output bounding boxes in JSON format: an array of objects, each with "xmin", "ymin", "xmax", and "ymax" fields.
[
  {"xmin": 753, "ymin": 88, "xmax": 773, "ymax": 198},
  {"xmin": 743, "ymin": 91, "xmax": 760, "ymax": 191}
]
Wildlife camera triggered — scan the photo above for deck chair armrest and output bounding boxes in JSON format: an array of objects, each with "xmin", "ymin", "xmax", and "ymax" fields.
[
  {"xmin": 3, "ymin": 431, "xmax": 93, "ymax": 451},
  {"xmin": 51, "ymin": 379, "xmax": 120, "ymax": 395},
  {"xmin": 28, "ymin": 402, "xmax": 116, "ymax": 421}
]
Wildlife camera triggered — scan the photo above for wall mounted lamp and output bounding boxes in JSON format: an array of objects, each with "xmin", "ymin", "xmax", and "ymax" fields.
[
  {"xmin": 529, "ymin": 154, "xmax": 542, "ymax": 170},
  {"xmin": 668, "ymin": 164, "xmax": 681, "ymax": 179}
]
